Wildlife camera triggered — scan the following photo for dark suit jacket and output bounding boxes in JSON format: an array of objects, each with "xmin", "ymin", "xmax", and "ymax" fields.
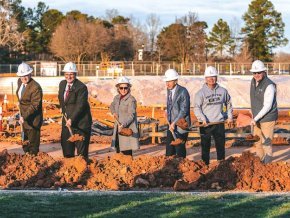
[
  {"xmin": 16, "ymin": 78, "xmax": 43, "ymax": 129},
  {"xmin": 167, "ymin": 84, "xmax": 191, "ymax": 126},
  {"xmin": 58, "ymin": 79, "xmax": 92, "ymax": 131}
]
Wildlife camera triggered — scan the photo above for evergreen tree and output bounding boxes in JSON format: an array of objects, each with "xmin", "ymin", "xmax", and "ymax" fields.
[
  {"xmin": 242, "ymin": 0, "xmax": 288, "ymax": 61},
  {"xmin": 208, "ymin": 18, "xmax": 233, "ymax": 58}
]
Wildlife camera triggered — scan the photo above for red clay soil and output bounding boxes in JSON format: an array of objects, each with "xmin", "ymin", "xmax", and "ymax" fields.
[{"xmin": 0, "ymin": 149, "xmax": 289, "ymax": 192}]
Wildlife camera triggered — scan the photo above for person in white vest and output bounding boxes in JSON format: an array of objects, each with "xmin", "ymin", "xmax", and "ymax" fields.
[{"xmin": 250, "ymin": 60, "xmax": 278, "ymax": 163}]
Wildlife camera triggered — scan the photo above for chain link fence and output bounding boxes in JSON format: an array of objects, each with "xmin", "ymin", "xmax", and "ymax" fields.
[{"xmin": 1, "ymin": 61, "xmax": 290, "ymax": 77}]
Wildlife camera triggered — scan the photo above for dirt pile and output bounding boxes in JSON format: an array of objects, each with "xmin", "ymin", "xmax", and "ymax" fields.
[{"xmin": 0, "ymin": 150, "xmax": 289, "ymax": 192}]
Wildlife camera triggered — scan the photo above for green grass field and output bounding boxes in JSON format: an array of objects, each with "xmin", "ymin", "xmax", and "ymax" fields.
[{"xmin": 0, "ymin": 191, "xmax": 289, "ymax": 217}]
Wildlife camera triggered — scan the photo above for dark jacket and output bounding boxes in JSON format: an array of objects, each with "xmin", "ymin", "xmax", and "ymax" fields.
[
  {"xmin": 58, "ymin": 79, "xmax": 92, "ymax": 131},
  {"xmin": 16, "ymin": 78, "xmax": 43, "ymax": 129},
  {"xmin": 167, "ymin": 84, "xmax": 191, "ymax": 126}
]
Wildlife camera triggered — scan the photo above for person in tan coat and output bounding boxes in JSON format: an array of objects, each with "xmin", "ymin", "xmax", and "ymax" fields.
[
  {"xmin": 16, "ymin": 62, "xmax": 43, "ymax": 155},
  {"xmin": 110, "ymin": 77, "xmax": 139, "ymax": 156}
]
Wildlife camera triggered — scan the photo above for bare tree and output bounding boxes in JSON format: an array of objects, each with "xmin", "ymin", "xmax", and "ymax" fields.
[
  {"xmin": 49, "ymin": 17, "xmax": 112, "ymax": 63},
  {"xmin": 146, "ymin": 13, "xmax": 161, "ymax": 55},
  {"xmin": 229, "ymin": 16, "xmax": 242, "ymax": 58},
  {"xmin": 0, "ymin": 0, "xmax": 24, "ymax": 50},
  {"xmin": 128, "ymin": 15, "xmax": 148, "ymax": 59},
  {"xmin": 104, "ymin": 9, "xmax": 119, "ymax": 22}
]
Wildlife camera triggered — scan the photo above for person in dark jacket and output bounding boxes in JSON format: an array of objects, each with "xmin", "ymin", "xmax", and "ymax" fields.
[
  {"xmin": 164, "ymin": 69, "xmax": 191, "ymax": 158},
  {"xmin": 250, "ymin": 60, "xmax": 278, "ymax": 163},
  {"xmin": 58, "ymin": 62, "xmax": 92, "ymax": 160},
  {"xmin": 16, "ymin": 62, "xmax": 43, "ymax": 155}
]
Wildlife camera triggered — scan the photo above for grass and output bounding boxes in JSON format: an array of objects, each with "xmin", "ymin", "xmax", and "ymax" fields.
[{"xmin": 0, "ymin": 191, "xmax": 289, "ymax": 217}]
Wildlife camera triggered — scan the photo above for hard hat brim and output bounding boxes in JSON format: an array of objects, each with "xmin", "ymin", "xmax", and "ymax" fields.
[
  {"xmin": 62, "ymin": 70, "xmax": 78, "ymax": 73},
  {"xmin": 250, "ymin": 68, "xmax": 267, "ymax": 73},
  {"xmin": 16, "ymin": 69, "xmax": 33, "ymax": 77},
  {"xmin": 163, "ymin": 76, "xmax": 179, "ymax": 82}
]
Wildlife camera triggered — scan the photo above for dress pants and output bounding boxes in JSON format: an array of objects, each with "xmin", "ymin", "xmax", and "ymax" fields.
[
  {"xmin": 23, "ymin": 128, "xmax": 40, "ymax": 155},
  {"xmin": 166, "ymin": 129, "xmax": 188, "ymax": 158},
  {"xmin": 61, "ymin": 126, "xmax": 91, "ymax": 159},
  {"xmin": 200, "ymin": 123, "xmax": 225, "ymax": 165}
]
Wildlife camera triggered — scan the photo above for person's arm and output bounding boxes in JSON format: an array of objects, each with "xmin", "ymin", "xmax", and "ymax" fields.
[
  {"xmin": 254, "ymin": 84, "xmax": 275, "ymax": 122},
  {"xmin": 226, "ymin": 91, "xmax": 233, "ymax": 120},
  {"xmin": 21, "ymin": 86, "xmax": 43, "ymax": 120},
  {"xmin": 173, "ymin": 89, "xmax": 190, "ymax": 124},
  {"xmin": 193, "ymin": 92, "xmax": 207, "ymax": 122},
  {"xmin": 121, "ymin": 97, "xmax": 137, "ymax": 127},
  {"xmin": 70, "ymin": 85, "xmax": 89, "ymax": 125}
]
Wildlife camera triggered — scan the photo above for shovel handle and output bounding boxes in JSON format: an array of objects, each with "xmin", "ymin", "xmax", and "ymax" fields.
[{"xmin": 63, "ymin": 114, "xmax": 73, "ymax": 136}]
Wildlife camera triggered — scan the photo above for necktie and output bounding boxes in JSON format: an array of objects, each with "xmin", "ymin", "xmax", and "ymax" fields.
[
  {"xmin": 21, "ymin": 84, "xmax": 26, "ymax": 98},
  {"xmin": 168, "ymin": 90, "xmax": 172, "ymax": 123},
  {"xmin": 65, "ymin": 84, "xmax": 71, "ymax": 101}
]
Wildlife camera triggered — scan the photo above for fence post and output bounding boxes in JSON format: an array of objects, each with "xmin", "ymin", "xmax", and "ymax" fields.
[
  {"xmin": 34, "ymin": 61, "xmax": 37, "ymax": 77},
  {"xmin": 131, "ymin": 62, "xmax": 134, "ymax": 76},
  {"xmin": 230, "ymin": 63, "xmax": 232, "ymax": 76},
  {"xmin": 279, "ymin": 63, "xmax": 281, "ymax": 75}
]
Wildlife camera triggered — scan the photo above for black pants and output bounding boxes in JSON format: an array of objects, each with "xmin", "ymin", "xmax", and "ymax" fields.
[
  {"xmin": 61, "ymin": 126, "xmax": 91, "ymax": 159},
  {"xmin": 115, "ymin": 133, "xmax": 133, "ymax": 156},
  {"xmin": 23, "ymin": 128, "xmax": 40, "ymax": 155},
  {"xmin": 166, "ymin": 130, "xmax": 188, "ymax": 158},
  {"xmin": 200, "ymin": 123, "xmax": 225, "ymax": 165}
]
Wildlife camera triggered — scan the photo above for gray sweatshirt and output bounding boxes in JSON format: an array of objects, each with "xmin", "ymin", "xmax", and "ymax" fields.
[{"xmin": 194, "ymin": 83, "xmax": 233, "ymax": 123}]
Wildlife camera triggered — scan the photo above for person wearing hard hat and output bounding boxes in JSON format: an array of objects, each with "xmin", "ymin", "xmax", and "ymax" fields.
[
  {"xmin": 16, "ymin": 62, "xmax": 43, "ymax": 155},
  {"xmin": 164, "ymin": 69, "xmax": 190, "ymax": 158},
  {"xmin": 194, "ymin": 66, "xmax": 233, "ymax": 165},
  {"xmin": 58, "ymin": 62, "xmax": 92, "ymax": 160},
  {"xmin": 110, "ymin": 76, "xmax": 139, "ymax": 156},
  {"xmin": 250, "ymin": 60, "xmax": 277, "ymax": 163}
]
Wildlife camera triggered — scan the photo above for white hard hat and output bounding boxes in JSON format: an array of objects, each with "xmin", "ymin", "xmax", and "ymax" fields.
[
  {"xmin": 163, "ymin": 69, "xmax": 179, "ymax": 82},
  {"xmin": 62, "ymin": 62, "xmax": 78, "ymax": 73},
  {"xmin": 16, "ymin": 62, "xmax": 33, "ymax": 77},
  {"xmin": 250, "ymin": 60, "xmax": 267, "ymax": 73},
  {"xmin": 204, "ymin": 66, "xmax": 218, "ymax": 77},
  {"xmin": 116, "ymin": 76, "xmax": 131, "ymax": 86}
]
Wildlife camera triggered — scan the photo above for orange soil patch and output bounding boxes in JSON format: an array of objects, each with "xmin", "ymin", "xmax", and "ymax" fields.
[{"xmin": 0, "ymin": 150, "xmax": 289, "ymax": 192}]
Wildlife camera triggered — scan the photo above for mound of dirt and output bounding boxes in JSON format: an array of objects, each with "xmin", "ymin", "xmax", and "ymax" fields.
[{"xmin": 0, "ymin": 150, "xmax": 289, "ymax": 192}]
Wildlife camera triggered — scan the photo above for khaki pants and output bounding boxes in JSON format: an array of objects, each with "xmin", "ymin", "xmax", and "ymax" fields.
[{"xmin": 253, "ymin": 121, "xmax": 275, "ymax": 163}]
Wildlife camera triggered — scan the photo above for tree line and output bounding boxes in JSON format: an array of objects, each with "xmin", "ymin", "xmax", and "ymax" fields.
[{"xmin": 0, "ymin": 0, "xmax": 288, "ymax": 64}]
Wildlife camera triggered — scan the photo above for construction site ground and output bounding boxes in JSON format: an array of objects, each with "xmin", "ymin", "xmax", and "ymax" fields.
[{"xmin": 0, "ymin": 94, "xmax": 290, "ymax": 192}]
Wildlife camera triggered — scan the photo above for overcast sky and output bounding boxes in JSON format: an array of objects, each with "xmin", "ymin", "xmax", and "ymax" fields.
[{"xmin": 21, "ymin": 0, "xmax": 290, "ymax": 52}]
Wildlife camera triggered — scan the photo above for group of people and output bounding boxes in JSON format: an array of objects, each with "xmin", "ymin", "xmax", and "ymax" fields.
[{"xmin": 16, "ymin": 59, "xmax": 277, "ymax": 164}]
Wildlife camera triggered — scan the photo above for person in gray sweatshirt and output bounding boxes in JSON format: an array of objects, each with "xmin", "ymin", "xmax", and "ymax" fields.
[{"xmin": 194, "ymin": 66, "xmax": 233, "ymax": 165}]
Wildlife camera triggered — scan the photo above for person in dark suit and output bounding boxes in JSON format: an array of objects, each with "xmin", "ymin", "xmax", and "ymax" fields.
[
  {"xmin": 16, "ymin": 62, "xmax": 43, "ymax": 155},
  {"xmin": 164, "ymin": 69, "xmax": 191, "ymax": 158},
  {"xmin": 58, "ymin": 62, "xmax": 92, "ymax": 160}
]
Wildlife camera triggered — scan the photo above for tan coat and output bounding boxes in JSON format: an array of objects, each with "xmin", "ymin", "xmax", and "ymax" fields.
[{"xmin": 110, "ymin": 93, "xmax": 139, "ymax": 151}]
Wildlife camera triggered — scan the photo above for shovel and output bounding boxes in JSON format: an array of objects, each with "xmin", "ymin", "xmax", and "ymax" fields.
[
  {"xmin": 167, "ymin": 119, "xmax": 184, "ymax": 146},
  {"xmin": 63, "ymin": 113, "xmax": 84, "ymax": 142},
  {"xmin": 115, "ymin": 118, "xmax": 133, "ymax": 136}
]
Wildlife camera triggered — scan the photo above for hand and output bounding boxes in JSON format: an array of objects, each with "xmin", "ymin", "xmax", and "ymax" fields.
[
  {"xmin": 19, "ymin": 117, "xmax": 24, "ymax": 124},
  {"xmin": 118, "ymin": 124, "xmax": 123, "ymax": 133},
  {"xmin": 66, "ymin": 118, "xmax": 72, "ymax": 127},
  {"xmin": 169, "ymin": 122, "xmax": 175, "ymax": 131},
  {"xmin": 227, "ymin": 119, "xmax": 234, "ymax": 128},
  {"xmin": 250, "ymin": 119, "xmax": 256, "ymax": 126},
  {"xmin": 202, "ymin": 120, "xmax": 208, "ymax": 127}
]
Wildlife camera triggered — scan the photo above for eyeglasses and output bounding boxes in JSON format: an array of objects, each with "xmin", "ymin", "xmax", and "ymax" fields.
[
  {"xmin": 253, "ymin": 72, "xmax": 263, "ymax": 75},
  {"xmin": 119, "ymin": 86, "xmax": 129, "ymax": 90}
]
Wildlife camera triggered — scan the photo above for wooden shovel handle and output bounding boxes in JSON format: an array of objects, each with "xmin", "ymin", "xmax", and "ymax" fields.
[{"xmin": 63, "ymin": 113, "xmax": 73, "ymax": 136}]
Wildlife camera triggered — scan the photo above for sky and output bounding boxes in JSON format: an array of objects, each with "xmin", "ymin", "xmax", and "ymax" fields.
[{"xmin": 21, "ymin": 0, "xmax": 290, "ymax": 53}]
